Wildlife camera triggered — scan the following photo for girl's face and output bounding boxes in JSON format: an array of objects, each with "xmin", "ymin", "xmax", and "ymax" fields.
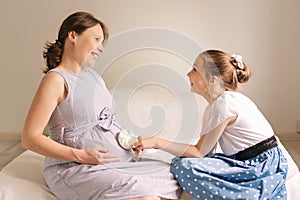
[
  {"xmin": 74, "ymin": 24, "xmax": 104, "ymax": 68},
  {"xmin": 187, "ymin": 56, "xmax": 209, "ymax": 97}
]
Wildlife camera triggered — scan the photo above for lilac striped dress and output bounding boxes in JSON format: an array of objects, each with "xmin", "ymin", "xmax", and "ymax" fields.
[{"xmin": 44, "ymin": 68, "xmax": 181, "ymax": 200}]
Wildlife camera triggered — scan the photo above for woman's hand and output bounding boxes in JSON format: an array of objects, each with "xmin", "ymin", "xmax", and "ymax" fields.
[{"xmin": 84, "ymin": 147, "xmax": 120, "ymax": 165}]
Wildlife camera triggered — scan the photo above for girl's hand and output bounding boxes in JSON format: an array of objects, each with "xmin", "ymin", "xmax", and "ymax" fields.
[
  {"xmin": 85, "ymin": 147, "xmax": 120, "ymax": 165},
  {"xmin": 134, "ymin": 136, "xmax": 158, "ymax": 151}
]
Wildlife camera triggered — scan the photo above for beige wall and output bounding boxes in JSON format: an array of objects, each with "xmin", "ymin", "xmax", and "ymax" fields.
[{"xmin": 0, "ymin": 0, "xmax": 299, "ymax": 133}]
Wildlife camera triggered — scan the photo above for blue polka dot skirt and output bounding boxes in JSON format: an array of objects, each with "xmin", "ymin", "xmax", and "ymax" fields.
[{"xmin": 171, "ymin": 146, "xmax": 288, "ymax": 200}]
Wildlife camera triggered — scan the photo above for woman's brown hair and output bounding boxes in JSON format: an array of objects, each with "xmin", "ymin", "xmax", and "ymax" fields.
[{"xmin": 42, "ymin": 11, "xmax": 109, "ymax": 73}]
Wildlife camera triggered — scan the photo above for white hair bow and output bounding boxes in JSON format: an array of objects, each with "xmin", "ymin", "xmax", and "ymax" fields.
[{"xmin": 231, "ymin": 54, "xmax": 244, "ymax": 70}]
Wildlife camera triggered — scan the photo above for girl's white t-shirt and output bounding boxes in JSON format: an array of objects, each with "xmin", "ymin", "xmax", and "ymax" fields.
[{"xmin": 200, "ymin": 91, "xmax": 274, "ymax": 156}]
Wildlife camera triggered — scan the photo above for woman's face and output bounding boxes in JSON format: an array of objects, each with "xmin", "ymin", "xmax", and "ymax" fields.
[
  {"xmin": 74, "ymin": 24, "xmax": 104, "ymax": 68},
  {"xmin": 187, "ymin": 56, "xmax": 209, "ymax": 97}
]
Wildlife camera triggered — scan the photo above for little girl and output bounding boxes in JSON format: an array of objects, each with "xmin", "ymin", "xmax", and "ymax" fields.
[{"xmin": 135, "ymin": 49, "xmax": 288, "ymax": 200}]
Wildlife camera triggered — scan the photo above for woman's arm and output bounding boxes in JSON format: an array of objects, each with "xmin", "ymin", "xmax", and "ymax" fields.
[
  {"xmin": 136, "ymin": 116, "xmax": 236, "ymax": 158},
  {"xmin": 21, "ymin": 72, "xmax": 119, "ymax": 165}
]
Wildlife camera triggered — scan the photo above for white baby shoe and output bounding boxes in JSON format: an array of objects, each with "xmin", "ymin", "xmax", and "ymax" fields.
[{"xmin": 117, "ymin": 129, "xmax": 138, "ymax": 150}]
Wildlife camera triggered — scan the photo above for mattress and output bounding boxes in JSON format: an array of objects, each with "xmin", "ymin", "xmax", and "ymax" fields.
[{"xmin": 0, "ymin": 138, "xmax": 299, "ymax": 200}]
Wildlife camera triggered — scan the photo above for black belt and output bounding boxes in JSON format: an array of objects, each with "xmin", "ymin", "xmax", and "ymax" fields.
[{"xmin": 234, "ymin": 135, "xmax": 278, "ymax": 161}]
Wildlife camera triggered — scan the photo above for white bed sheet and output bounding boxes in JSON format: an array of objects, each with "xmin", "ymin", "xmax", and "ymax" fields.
[{"xmin": 0, "ymin": 140, "xmax": 299, "ymax": 200}]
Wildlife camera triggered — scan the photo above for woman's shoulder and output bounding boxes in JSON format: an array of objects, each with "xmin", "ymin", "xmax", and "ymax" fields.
[
  {"xmin": 44, "ymin": 69, "xmax": 65, "ymax": 81},
  {"xmin": 31, "ymin": 70, "xmax": 67, "ymax": 104},
  {"xmin": 41, "ymin": 70, "xmax": 66, "ymax": 90}
]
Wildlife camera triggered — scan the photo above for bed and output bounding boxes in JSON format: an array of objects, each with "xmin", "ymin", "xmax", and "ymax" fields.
[
  {"xmin": 0, "ymin": 138, "xmax": 299, "ymax": 200},
  {"xmin": 1, "ymin": 88, "xmax": 300, "ymax": 199}
]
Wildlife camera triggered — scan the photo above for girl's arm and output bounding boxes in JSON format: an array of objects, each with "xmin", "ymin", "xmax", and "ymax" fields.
[
  {"xmin": 22, "ymin": 72, "xmax": 119, "ymax": 165},
  {"xmin": 136, "ymin": 116, "xmax": 236, "ymax": 157}
]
